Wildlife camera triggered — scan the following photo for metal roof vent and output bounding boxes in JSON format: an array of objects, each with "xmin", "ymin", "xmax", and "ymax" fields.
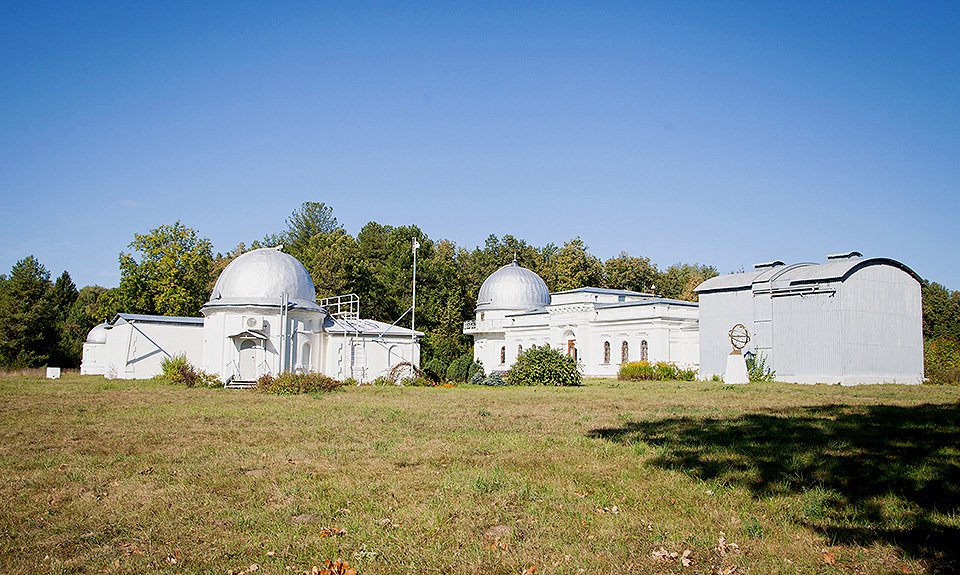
[
  {"xmin": 826, "ymin": 251, "xmax": 863, "ymax": 260},
  {"xmin": 754, "ymin": 261, "xmax": 785, "ymax": 270}
]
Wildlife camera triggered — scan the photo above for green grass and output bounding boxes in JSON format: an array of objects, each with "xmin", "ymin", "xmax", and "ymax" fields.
[{"xmin": 1, "ymin": 375, "xmax": 958, "ymax": 574}]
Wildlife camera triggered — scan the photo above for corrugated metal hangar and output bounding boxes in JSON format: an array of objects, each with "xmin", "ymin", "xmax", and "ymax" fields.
[{"xmin": 695, "ymin": 252, "xmax": 923, "ymax": 385}]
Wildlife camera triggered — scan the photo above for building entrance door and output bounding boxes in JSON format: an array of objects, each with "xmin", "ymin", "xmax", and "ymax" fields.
[
  {"xmin": 567, "ymin": 339, "xmax": 577, "ymax": 362},
  {"xmin": 239, "ymin": 340, "xmax": 258, "ymax": 381}
]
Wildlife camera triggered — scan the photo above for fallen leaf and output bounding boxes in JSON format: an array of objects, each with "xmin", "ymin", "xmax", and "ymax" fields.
[
  {"xmin": 310, "ymin": 560, "xmax": 356, "ymax": 575},
  {"xmin": 680, "ymin": 549, "xmax": 693, "ymax": 567},
  {"xmin": 716, "ymin": 532, "xmax": 740, "ymax": 556},
  {"xmin": 522, "ymin": 566, "xmax": 537, "ymax": 575},
  {"xmin": 652, "ymin": 547, "xmax": 678, "ymax": 561},
  {"xmin": 318, "ymin": 527, "xmax": 346, "ymax": 538},
  {"xmin": 822, "ymin": 548, "xmax": 836, "ymax": 565}
]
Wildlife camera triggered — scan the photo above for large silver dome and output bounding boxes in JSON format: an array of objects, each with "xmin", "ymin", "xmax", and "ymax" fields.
[
  {"xmin": 477, "ymin": 260, "xmax": 550, "ymax": 312},
  {"xmin": 204, "ymin": 247, "xmax": 320, "ymax": 310},
  {"xmin": 85, "ymin": 323, "xmax": 109, "ymax": 344}
]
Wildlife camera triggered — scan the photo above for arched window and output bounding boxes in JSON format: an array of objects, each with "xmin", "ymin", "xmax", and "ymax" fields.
[
  {"xmin": 500, "ymin": 346, "xmax": 506, "ymax": 365},
  {"xmin": 621, "ymin": 341, "xmax": 629, "ymax": 364},
  {"xmin": 603, "ymin": 341, "xmax": 611, "ymax": 364},
  {"xmin": 641, "ymin": 340, "xmax": 649, "ymax": 362},
  {"xmin": 518, "ymin": 344, "xmax": 523, "ymax": 356}
]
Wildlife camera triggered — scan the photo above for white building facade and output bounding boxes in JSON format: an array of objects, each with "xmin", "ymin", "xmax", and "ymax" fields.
[
  {"xmin": 81, "ymin": 247, "xmax": 420, "ymax": 384},
  {"xmin": 695, "ymin": 252, "xmax": 923, "ymax": 385},
  {"xmin": 464, "ymin": 260, "xmax": 699, "ymax": 377}
]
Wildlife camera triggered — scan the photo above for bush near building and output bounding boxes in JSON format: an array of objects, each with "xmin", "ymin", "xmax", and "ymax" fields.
[
  {"xmin": 506, "ymin": 344, "xmax": 581, "ymax": 387},
  {"xmin": 618, "ymin": 360, "xmax": 697, "ymax": 381},
  {"xmin": 444, "ymin": 353, "xmax": 483, "ymax": 383},
  {"xmin": 925, "ymin": 337, "xmax": 960, "ymax": 385},
  {"xmin": 256, "ymin": 372, "xmax": 346, "ymax": 395},
  {"xmin": 157, "ymin": 354, "xmax": 221, "ymax": 388}
]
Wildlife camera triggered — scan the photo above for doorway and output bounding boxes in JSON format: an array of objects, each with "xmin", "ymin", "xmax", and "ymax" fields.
[{"xmin": 239, "ymin": 340, "xmax": 258, "ymax": 381}]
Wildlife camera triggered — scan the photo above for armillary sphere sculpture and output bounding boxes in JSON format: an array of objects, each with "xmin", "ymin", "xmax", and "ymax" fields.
[{"xmin": 728, "ymin": 323, "xmax": 751, "ymax": 352}]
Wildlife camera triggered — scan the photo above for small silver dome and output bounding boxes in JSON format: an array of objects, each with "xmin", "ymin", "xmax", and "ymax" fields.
[
  {"xmin": 204, "ymin": 247, "xmax": 320, "ymax": 310},
  {"xmin": 85, "ymin": 323, "xmax": 109, "ymax": 344},
  {"xmin": 477, "ymin": 260, "xmax": 550, "ymax": 312}
]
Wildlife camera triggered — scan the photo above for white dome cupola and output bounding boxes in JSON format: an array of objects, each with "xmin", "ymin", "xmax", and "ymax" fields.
[
  {"xmin": 204, "ymin": 247, "xmax": 321, "ymax": 310},
  {"xmin": 476, "ymin": 259, "xmax": 550, "ymax": 313},
  {"xmin": 85, "ymin": 323, "xmax": 109, "ymax": 344}
]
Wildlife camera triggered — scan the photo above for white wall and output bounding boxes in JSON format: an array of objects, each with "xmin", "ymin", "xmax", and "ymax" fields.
[
  {"xmin": 103, "ymin": 322, "xmax": 204, "ymax": 379},
  {"xmin": 698, "ymin": 289, "xmax": 755, "ymax": 379}
]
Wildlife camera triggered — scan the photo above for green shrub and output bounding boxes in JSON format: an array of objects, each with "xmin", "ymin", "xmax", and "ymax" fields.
[
  {"xmin": 371, "ymin": 376, "xmax": 393, "ymax": 386},
  {"xmin": 747, "ymin": 352, "xmax": 776, "ymax": 383},
  {"xmin": 256, "ymin": 372, "xmax": 345, "ymax": 395},
  {"xmin": 506, "ymin": 345, "xmax": 581, "ymax": 387},
  {"xmin": 401, "ymin": 376, "xmax": 435, "ymax": 387},
  {"xmin": 478, "ymin": 372, "xmax": 507, "ymax": 386},
  {"xmin": 618, "ymin": 361, "xmax": 654, "ymax": 380},
  {"xmin": 468, "ymin": 362, "xmax": 487, "ymax": 385},
  {"xmin": 925, "ymin": 337, "xmax": 960, "ymax": 385},
  {"xmin": 618, "ymin": 360, "xmax": 696, "ymax": 381},
  {"xmin": 158, "ymin": 354, "xmax": 221, "ymax": 388},
  {"xmin": 422, "ymin": 357, "xmax": 447, "ymax": 381},
  {"xmin": 445, "ymin": 353, "xmax": 473, "ymax": 382}
]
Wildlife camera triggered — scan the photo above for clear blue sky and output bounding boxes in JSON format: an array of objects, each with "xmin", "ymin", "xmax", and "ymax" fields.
[{"xmin": 2, "ymin": 1, "xmax": 958, "ymax": 289}]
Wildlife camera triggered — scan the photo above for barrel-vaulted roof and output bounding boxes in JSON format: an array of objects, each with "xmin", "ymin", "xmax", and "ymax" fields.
[{"xmin": 695, "ymin": 256, "xmax": 921, "ymax": 294}]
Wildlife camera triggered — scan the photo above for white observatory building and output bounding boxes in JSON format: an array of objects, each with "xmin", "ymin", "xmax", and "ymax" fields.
[
  {"xmin": 81, "ymin": 247, "xmax": 420, "ymax": 384},
  {"xmin": 464, "ymin": 259, "xmax": 699, "ymax": 377},
  {"xmin": 695, "ymin": 252, "xmax": 923, "ymax": 385}
]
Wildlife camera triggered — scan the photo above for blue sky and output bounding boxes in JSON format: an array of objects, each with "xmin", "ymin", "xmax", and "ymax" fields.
[{"xmin": 2, "ymin": 1, "xmax": 958, "ymax": 289}]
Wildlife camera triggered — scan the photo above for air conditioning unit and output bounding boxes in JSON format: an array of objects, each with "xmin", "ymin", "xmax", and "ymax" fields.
[{"xmin": 243, "ymin": 316, "xmax": 264, "ymax": 331}]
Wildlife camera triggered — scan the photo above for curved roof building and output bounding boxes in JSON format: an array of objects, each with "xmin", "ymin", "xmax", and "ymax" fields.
[
  {"xmin": 476, "ymin": 259, "xmax": 550, "ymax": 313},
  {"xmin": 204, "ymin": 247, "xmax": 321, "ymax": 311}
]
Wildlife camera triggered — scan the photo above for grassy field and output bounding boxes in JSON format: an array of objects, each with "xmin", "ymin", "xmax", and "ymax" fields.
[{"xmin": 1, "ymin": 375, "xmax": 958, "ymax": 575}]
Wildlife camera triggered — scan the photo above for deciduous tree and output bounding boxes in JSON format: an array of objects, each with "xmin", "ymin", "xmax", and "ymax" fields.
[{"xmin": 117, "ymin": 222, "xmax": 213, "ymax": 316}]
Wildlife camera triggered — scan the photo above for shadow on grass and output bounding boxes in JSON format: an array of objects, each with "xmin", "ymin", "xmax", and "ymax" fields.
[{"xmin": 589, "ymin": 403, "xmax": 960, "ymax": 568}]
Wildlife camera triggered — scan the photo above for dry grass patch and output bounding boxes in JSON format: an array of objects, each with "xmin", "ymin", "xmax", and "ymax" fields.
[{"xmin": 0, "ymin": 375, "xmax": 958, "ymax": 574}]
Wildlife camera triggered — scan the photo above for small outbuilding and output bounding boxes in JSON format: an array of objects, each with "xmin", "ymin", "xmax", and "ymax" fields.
[{"xmin": 695, "ymin": 252, "xmax": 923, "ymax": 385}]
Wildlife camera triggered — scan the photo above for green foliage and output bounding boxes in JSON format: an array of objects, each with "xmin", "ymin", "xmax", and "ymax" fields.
[
  {"xmin": 656, "ymin": 263, "xmax": 719, "ymax": 302},
  {"xmin": 747, "ymin": 352, "xmax": 777, "ymax": 383},
  {"xmin": 255, "ymin": 372, "xmax": 345, "ymax": 395},
  {"xmin": 506, "ymin": 345, "xmax": 581, "ymax": 387},
  {"xmin": 618, "ymin": 361, "xmax": 696, "ymax": 381},
  {"xmin": 400, "ymin": 376, "xmax": 435, "ymax": 387},
  {"xmin": 0, "ymin": 256, "xmax": 57, "ymax": 368},
  {"xmin": 922, "ymin": 282, "xmax": 960, "ymax": 340},
  {"xmin": 541, "ymin": 237, "xmax": 604, "ymax": 292},
  {"xmin": 158, "ymin": 354, "xmax": 221, "ymax": 388},
  {"xmin": 422, "ymin": 357, "xmax": 447, "ymax": 380},
  {"xmin": 925, "ymin": 337, "xmax": 960, "ymax": 385},
  {"xmin": 371, "ymin": 376, "xmax": 392, "ymax": 386},
  {"xmin": 444, "ymin": 353, "xmax": 479, "ymax": 383},
  {"xmin": 477, "ymin": 372, "xmax": 506, "ymax": 386},
  {"xmin": 117, "ymin": 222, "xmax": 213, "ymax": 317},
  {"xmin": 603, "ymin": 251, "xmax": 658, "ymax": 293}
]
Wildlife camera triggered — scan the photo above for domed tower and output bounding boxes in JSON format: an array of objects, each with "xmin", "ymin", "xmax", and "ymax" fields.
[
  {"xmin": 80, "ymin": 323, "xmax": 110, "ymax": 375},
  {"xmin": 465, "ymin": 259, "xmax": 551, "ymax": 370},
  {"xmin": 201, "ymin": 247, "xmax": 326, "ymax": 383},
  {"xmin": 475, "ymin": 258, "xmax": 550, "ymax": 321},
  {"xmin": 205, "ymin": 247, "xmax": 321, "ymax": 311}
]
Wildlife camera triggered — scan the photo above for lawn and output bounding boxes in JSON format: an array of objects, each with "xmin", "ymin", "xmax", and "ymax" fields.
[{"xmin": 1, "ymin": 375, "xmax": 958, "ymax": 575}]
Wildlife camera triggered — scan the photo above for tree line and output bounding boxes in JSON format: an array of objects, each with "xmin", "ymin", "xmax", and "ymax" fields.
[{"xmin": 1, "ymin": 201, "xmax": 957, "ymax": 375}]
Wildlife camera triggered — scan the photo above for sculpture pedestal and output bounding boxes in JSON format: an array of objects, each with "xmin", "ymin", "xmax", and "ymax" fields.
[{"xmin": 724, "ymin": 351, "xmax": 749, "ymax": 384}]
